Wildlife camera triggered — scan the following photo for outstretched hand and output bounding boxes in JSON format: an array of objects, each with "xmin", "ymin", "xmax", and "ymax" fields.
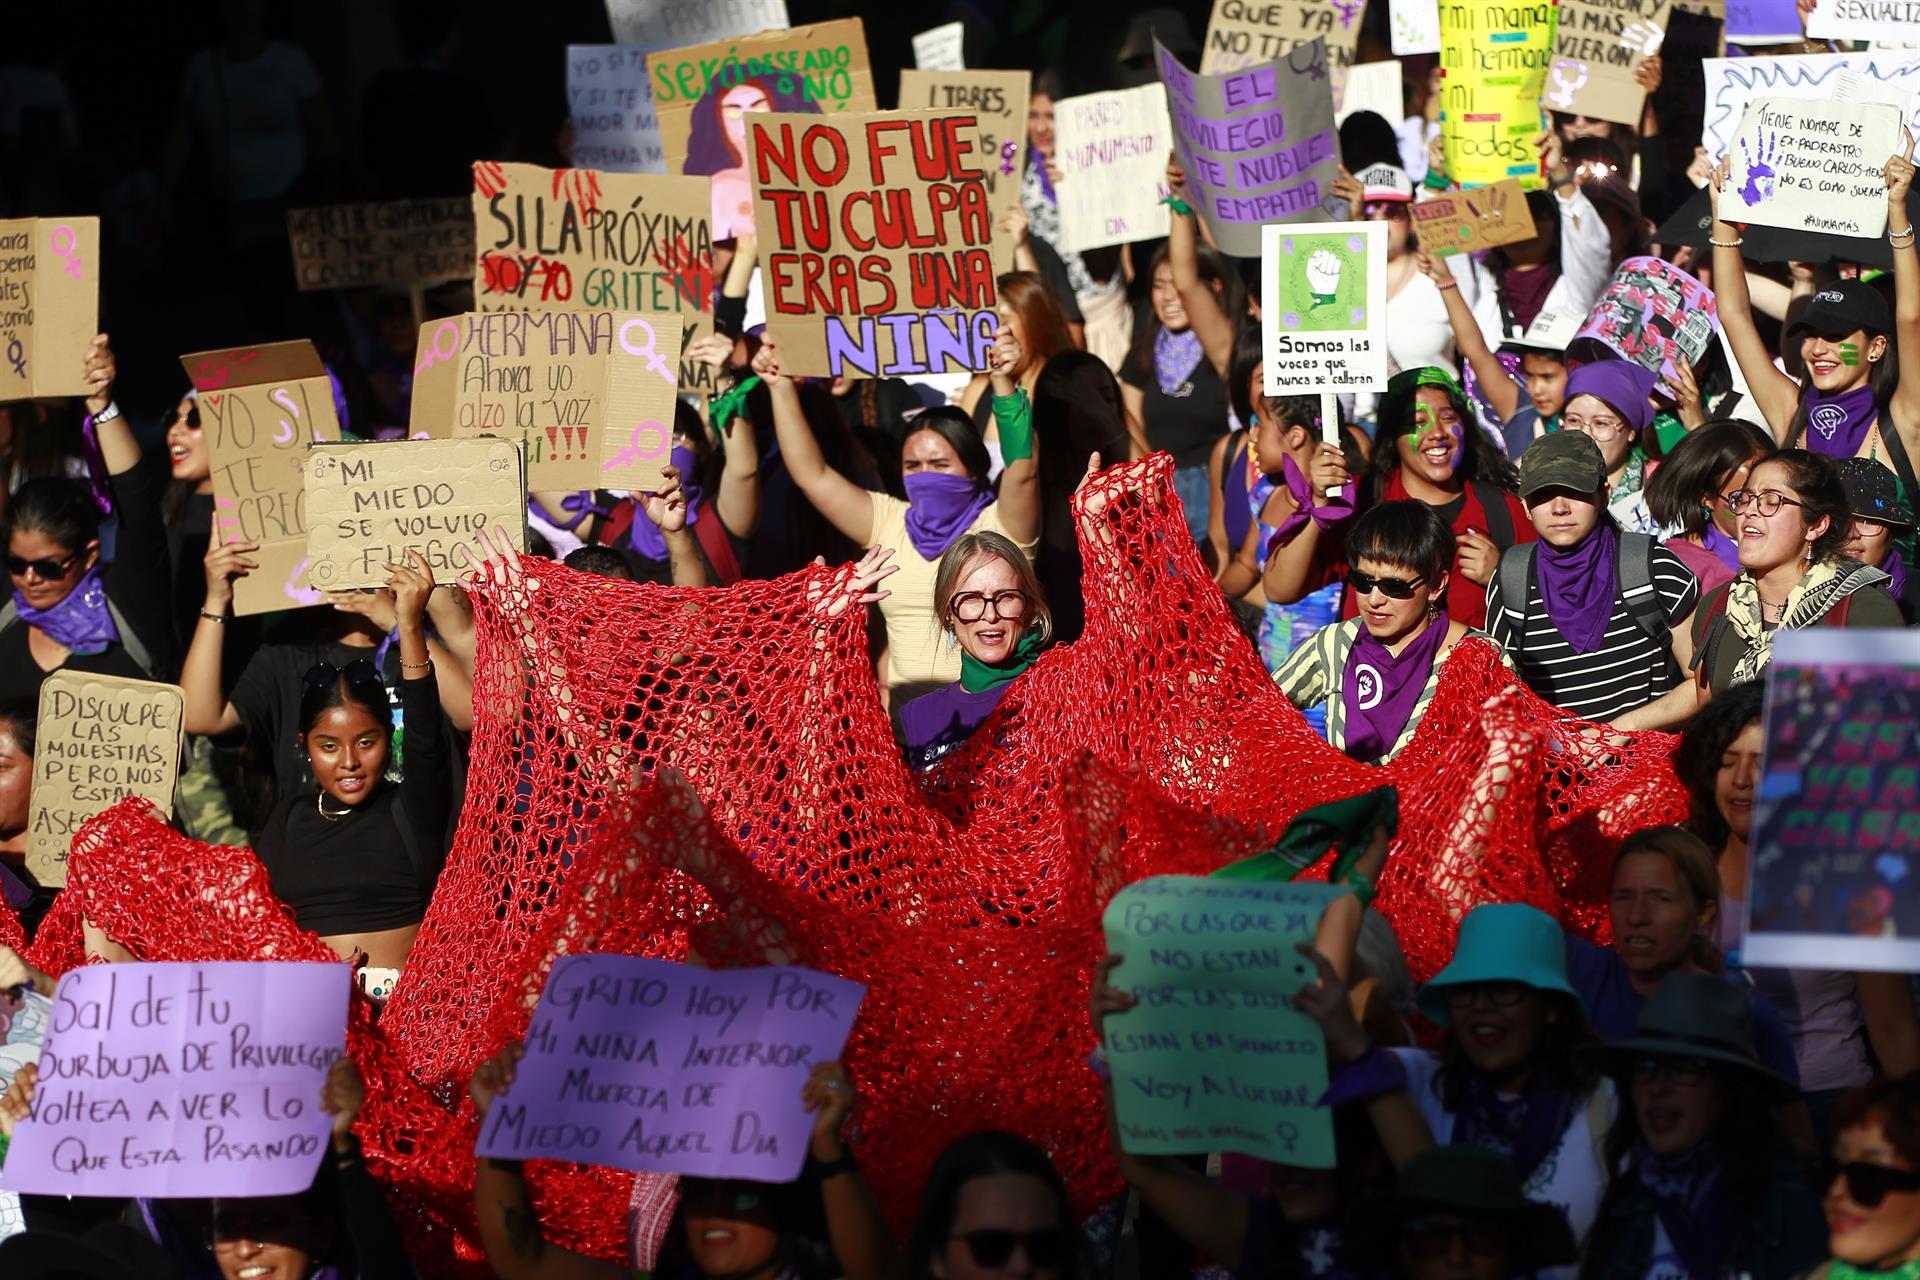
[
  {"xmin": 464, "ymin": 524, "xmax": 526, "ymax": 595},
  {"xmin": 808, "ymin": 546, "xmax": 898, "ymax": 622},
  {"xmin": 802, "ymin": 1060, "xmax": 857, "ymax": 1159},
  {"xmin": 1291, "ymin": 944, "xmax": 1370, "ymax": 1064},
  {"xmin": 386, "ymin": 548, "xmax": 435, "ymax": 627}
]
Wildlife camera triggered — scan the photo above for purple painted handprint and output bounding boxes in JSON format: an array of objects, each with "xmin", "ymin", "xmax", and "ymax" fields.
[{"xmin": 1740, "ymin": 127, "xmax": 1780, "ymax": 204}]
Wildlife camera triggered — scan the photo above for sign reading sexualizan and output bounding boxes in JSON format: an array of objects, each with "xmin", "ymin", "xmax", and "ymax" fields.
[
  {"xmin": 180, "ymin": 341, "xmax": 343, "ymax": 617},
  {"xmin": 410, "ymin": 311, "xmax": 685, "ymax": 492},
  {"xmin": 0, "ymin": 216, "xmax": 100, "ymax": 401},
  {"xmin": 469, "ymin": 161, "xmax": 721, "ymax": 398},
  {"xmin": 304, "ymin": 438, "xmax": 527, "ymax": 591},
  {"xmin": 27, "ymin": 672, "xmax": 184, "ymax": 889},
  {"xmin": 748, "ymin": 111, "xmax": 1000, "ymax": 379},
  {"xmin": 0, "ymin": 962, "xmax": 350, "ymax": 1198},
  {"xmin": 285, "ymin": 198, "xmax": 473, "ymax": 291}
]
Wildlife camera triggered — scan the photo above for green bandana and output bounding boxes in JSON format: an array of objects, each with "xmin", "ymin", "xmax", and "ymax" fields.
[
  {"xmin": 958, "ymin": 629, "xmax": 1046, "ymax": 694},
  {"xmin": 1161, "ymin": 194, "xmax": 1195, "ymax": 217},
  {"xmin": 1827, "ymin": 1260, "xmax": 1920, "ymax": 1280},
  {"xmin": 1378, "ymin": 367, "xmax": 1468, "ymax": 444},
  {"xmin": 994, "ymin": 387, "xmax": 1034, "ymax": 462},
  {"xmin": 1212, "ymin": 785, "xmax": 1399, "ymax": 892},
  {"xmin": 708, "ymin": 375, "xmax": 763, "ymax": 456}
]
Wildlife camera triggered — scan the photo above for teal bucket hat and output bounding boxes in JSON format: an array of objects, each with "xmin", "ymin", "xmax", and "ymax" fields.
[{"xmin": 1417, "ymin": 903, "xmax": 1585, "ymax": 1026}]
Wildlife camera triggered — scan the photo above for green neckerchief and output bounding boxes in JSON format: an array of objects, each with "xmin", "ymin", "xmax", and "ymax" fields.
[
  {"xmin": 1212, "ymin": 785, "xmax": 1399, "ymax": 896},
  {"xmin": 1161, "ymin": 194, "xmax": 1195, "ymax": 216},
  {"xmin": 958, "ymin": 629, "xmax": 1045, "ymax": 694},
  {"xmin": 1827, "ymin": 1260, "xmax": 1920, "ymax": 1280},
  {"xmin": 1610, "ymin": 446, "xmax": 1647, "ymax": 506},
  {"xmin": 707, "ymin": 375, "xmax": 763, "ymax": 457},
  {"xmin": 993, "ymin": 386, "xmax": 1034, "ymax": 462}
]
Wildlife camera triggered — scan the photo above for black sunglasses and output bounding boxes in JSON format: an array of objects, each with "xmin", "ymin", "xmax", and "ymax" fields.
[
  {"xmin": 304, "ymin": 659, "xmax": 382, "ymax": 690},
  {"xmin": 681, "ymin": 1178, "xmax": 768, "ymax": 1215},
  {"xmin": 1829, "ymin": 1161, "xmax": 1920, "ymax": 1208},
  {"xmin": 7, "ymin": 550, "xmax": 83, "ymax": 579},
  {"xmin": 952, "ymin": 1228, "xmax": 1068, "ymax": 1269},
  {"xmin": 1346, "ymin": 569, "xmax": 1426, "ymax": 600}
]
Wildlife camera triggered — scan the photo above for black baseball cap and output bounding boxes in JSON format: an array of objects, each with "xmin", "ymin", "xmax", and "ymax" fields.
[
  {"xmin": 1786, "ymin": 279, "xmax": 1891, "ymax": 343},
  {"xmin": 1838, "ymin": 457, "xmax": 1915, "ymax": 527}
]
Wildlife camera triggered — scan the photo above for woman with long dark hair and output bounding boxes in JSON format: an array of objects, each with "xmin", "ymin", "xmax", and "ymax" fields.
[
  {"xmin": 902, "ymin": 1131, "xmax": 1097, "ymax": 1280},
  {"xmin": 1643, "ymin": 420, "xmax": 1776, "ymax": 598},
  {"xmin": 959, "ymin": 271, "xmax": 1076, "ymax": 475}
]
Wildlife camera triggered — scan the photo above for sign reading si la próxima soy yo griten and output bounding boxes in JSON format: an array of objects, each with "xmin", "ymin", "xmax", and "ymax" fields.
[
  {"xmin": 27, "ymin": 672, "xmax": 184, "ymax": 888},
  {"xmin": 749, "ymin": 110, "xmax": 1000, "ymax": 379},
  {"xmin": 304, "ymin": 438, "xmax": 526, "ymax": 591},
  {"xmin": 476, "ymin": 955, "xmax": 865, "ymax": 1180},
  {"xmin": 1102, "ymin": 877, "xmax": 1343, "ymax": 1166},
  {"xmin": 1719, "ymin": 98, "xmax": 1904, "ymax": 239},
  {"xmin": 1260, "ymin": 220, "xmax": 1388, "ymax": 395},
  {"xmin": 0, "ymin": 962, "xmax": 349, "ymax": 1198}
]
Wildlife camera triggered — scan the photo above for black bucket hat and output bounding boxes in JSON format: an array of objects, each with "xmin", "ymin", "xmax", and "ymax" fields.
[
  {"xmin": 1580, "ymin": 972, "xmax": 1798, "ymax": 1099},
  {"xmin": 1347, "ymin": 1145, "xmax": 1579, "ymax": 1274}
]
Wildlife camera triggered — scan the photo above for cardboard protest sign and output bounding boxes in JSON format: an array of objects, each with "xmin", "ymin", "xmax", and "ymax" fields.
[
  {"xmin": 1569, "ymin": 256, "xmax": 1719, "ymax": 396},
  {"xmin": 180, "ymin": 341, "xmax": 343, "ymax": 616},
  {"xmin": 1201, "ymin": 0, "xmax": 1363, "ymax": 108},
  {"xmin": 1744, "ymin": 631, "xmax": 1920, "ymax": 973},
  {"xmin": 1158, "ymin": 40, "xmax": 1339, "ymax": 259},
  {"xmin": 411, "ymin": 311, "xmax": 684, "ymax": 491},
  {"xmin": 1101, "ymin": 877, "xmax": 1342, "ymax": 1165},
  {"xmin": 1261, "ymin": 220, "xmax": 1388, "ymax": 394},
  {"xmin": 605, "ymin": 0, "xmax": 789, "ymax": 45},
  {"xmin": 0, "ymin": 962, "xmax": 349, "ymax": 1198},
  {"xmin": 912, "ymin": 22, "xmax": 965, "ymax": 70},
  {"xmin": 285, "ymin": 199, "xmax": 471, "ymax": 291},
  {"xmin": 1726, "ymin": 0, "xmax": 1804, "ymax": 40},
  {"xmin": 476, "ymin": 955, "xmax": 864, "ymax": 1179},
  {"xmin": 1719, "ymin": 98, "xmax": 1904, "ymax": 239},
  {"xmin": 648, "ymin": 19, "xmax": 877, "ymax": 241},
  {"xmin": 305, "ymin": 439, "xmax": 526, "ymax": 591},
  {"xmin": 569, "ymin": 46, "xmax": 666, "ymax": 174},
  {"xmin": 1391, "ymin": 0, "xmax": 1442, "ymax": 54},
  {"xmin": 26, "ymin": 673, "xmax": 183, "ymax": 888},
  {"xmin": 897, "ymin": 71, "xmax": 1031, "ymax": 208},
  {"xmin": 1545, "ymin": 0, "xmax": 1671, "ymax": 127},
  {"xmin": 470, "ymin": 163, "xmax": 722, "ymax": 399},
  {"xmin": 1810, "ymin": 0, "xmax": 1920, "ymax": 42},
  {"xmin": 1439, "ymin": 0, "xmax": 1557, "ymax": 190},
  {"xmin": 0, "ymin": 217, "xmax": 99, "ymax": 401},
  {"xmin": 1702, "ymin": 52, "xmax": 1920, "ymax": 162},
  {"xmin": 748, "ymin": 111, "xmax": 1000, "ymax": 379},
  {"xmin": 1051, "ymin": 85, "xmax": 1175, "ymax": 253},
  {"xmin": 1410, "ymin": 178, "xmax": 1535, "ymax": 255}
]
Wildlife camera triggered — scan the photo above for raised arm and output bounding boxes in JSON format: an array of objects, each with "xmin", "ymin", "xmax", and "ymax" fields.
[
  {"xmin": 688, "ymin": 331, "xmax": 762, "ymax": 539},
  {"xmin": 987, "ymin": 325, "xmax": 1040, "ymax": 545},
  {"xmin": 180, "ymin": 520, "xmax": 254, "ymax": 737},
  {"xmin": 1166, "ymin": 154, "xmax": 1235, "ymax": 376},
  {"xmin": 1540, "ymin": 133, "xmax": 1613, "ymax": 319},
  {"xmin": 1293, "ymin": 946, "xmax": 1437, "ymax": 1170},
  {"xmin": 641, "ymin": 465, "xmax": 711, "ymax": 589},
  {"xmin": 750, "ymin": 340, "xmax": 874, "ymax": 545},
  {"xmin": 803, "ymin": 1062, "xmax": 899, "ymax": 1280},
  {"xmin": 1417, "ymin": 250, "xmax": 1521, "ymax": 422},
  {"xmin": 1708, "ymin": 156, "xmax": 1803, "ymax": 438},
  {"xmin": 1882, "ymin": 136, "xmax": 1920, "ymax": 456}
]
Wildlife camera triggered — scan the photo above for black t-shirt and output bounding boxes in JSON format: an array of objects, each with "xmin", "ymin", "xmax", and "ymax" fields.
[{"xmin": 1122, "ymin": 354, "xmax": 1229, "ymax": 471}]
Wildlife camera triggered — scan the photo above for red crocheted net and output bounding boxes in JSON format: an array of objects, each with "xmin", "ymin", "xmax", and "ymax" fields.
[{"xmin": 3, "ymin": 455, "xmax": 1690, "ymax": 1275}]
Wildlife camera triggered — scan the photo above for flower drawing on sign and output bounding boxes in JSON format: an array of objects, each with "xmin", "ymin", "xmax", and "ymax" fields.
[
  {"xmin": 1740, "ymin": 127, "xmax": 1781, "ymax": 204},
  {"xmin": 1306, "ymin": 250, "xmax": 1344, "ymax": 308}
]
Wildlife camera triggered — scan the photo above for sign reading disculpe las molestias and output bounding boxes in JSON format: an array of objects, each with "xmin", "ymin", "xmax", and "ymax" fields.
[
  {"xmin": 27, "ymin": 672, "xmax": 184, "ymax": 888},
  {"xmin": 1718, "ymin": 97, "xmax": 1905, "ymax": 239},
  {"xmin": 1260, "ymin": 220, "xmax": 1388, "ymax": 395}
]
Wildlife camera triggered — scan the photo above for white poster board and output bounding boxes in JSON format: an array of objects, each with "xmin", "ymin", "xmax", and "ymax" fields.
[
  {"xmin": 1809, "ymin": 0, "xmax": 1920, "ymax": 44},
  {"xmin": 1702, "ymin": 51, "xmax": 1920, "ymax": 160},
  {"xmin": 912, "ymin": 22, "xmax": 966, "ymax": 70},
  {"xmin": 604, "ymin": 0, "xmax": 789, "ymax": 45},
  {"xmin": 568, "ymin": 45, "xmax": 663, "ymax": 173},
  {"xmin": 1339, "ymin": 62, "xmax": 1404, "ymax": 124},
  {"xmin": 1391, "ymin": 0, "xmax": 1442, "ymax": 53},
  {"xmin": 1718, "ymin": 98, "xmax": 1904, "ymax": 238},
  {"xmin": 1052, "ymin": 85, "xmax": 1174, "ymax": 253},
  {"xmin": 1260, "ymin": 221, "xmax": 1388, "ymax": 395}
]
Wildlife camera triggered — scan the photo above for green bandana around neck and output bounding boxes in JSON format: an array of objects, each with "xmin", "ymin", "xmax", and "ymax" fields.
[
  {"xmin": 1827, "ymin": 1260, "xmax": 1920, "ymax": 1280},
  {"xmin": 959, "ymin": 629, "xmax": 1046, "ymax": 694}
]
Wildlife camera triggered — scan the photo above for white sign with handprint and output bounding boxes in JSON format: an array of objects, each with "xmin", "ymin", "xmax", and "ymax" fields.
[
  {"xmin": 1259, "ymin": 220, "xmax": 1387, "ymax": 395},
  {"xmin": 1721, "ymin": 97, "xmax": 1904, "ymax": 238}
]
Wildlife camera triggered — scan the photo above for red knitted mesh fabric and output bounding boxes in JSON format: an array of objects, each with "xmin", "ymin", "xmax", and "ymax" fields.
[{"xmin": 0, "ymin": 455, "xmax": 1690, "ymax": 1275}]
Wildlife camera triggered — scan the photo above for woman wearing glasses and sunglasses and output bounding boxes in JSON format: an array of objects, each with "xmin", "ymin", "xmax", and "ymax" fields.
[
  {"xmin": 902, "ymin": 1131, "xmax": 1095, "ymax": 1280},
  {"xmin": 1578, "ymin": 974, "xmax": 1826, "ymax": 1280},
  {"xmin": 1273, "ymin": 501, "xmax": 1501, "ymax": 765},
  {"xmin": 1821, "ymin": 1075, "xmax": 1920, "ymax": 1280},
  {"xmin": 1689, "ymin": 451, "xmax": 1903, "ymax": 700},
  {"xmin": 897, "ymin": 531, "xmax": 1052, "ymax": 771}
]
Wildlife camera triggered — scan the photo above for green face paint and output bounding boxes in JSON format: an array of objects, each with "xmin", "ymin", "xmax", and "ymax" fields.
[{"xmin": 1839, "ymin": 343, "xmax": 1861, "ymax": 366}]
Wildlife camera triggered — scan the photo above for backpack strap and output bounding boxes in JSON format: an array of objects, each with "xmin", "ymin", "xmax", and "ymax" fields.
[
  {"xmin": 1695, "ymin": 581, "xmax": 1734, "ymax": 682},
  {"xmin": 1494, "ymin": 543, "xmax": 1537, "ymax": 658},
  {"xmin": 0, "ymin": 599, "xmax": 157, "ymax": 679},
  {"xmin": 1616, "ymin": 532, "xmax": 1671, "ymax": 651},
  {"xmin": 1471, "ymin": 479, "xmax": 1516, "ymax": 548}
]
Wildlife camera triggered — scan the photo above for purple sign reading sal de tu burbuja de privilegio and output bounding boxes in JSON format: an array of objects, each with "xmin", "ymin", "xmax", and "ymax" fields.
[
  {"xmin": 477, "ymin": 954, "xmax": 866, "ymax": 1181},
  {"xmin": 0, "ymin": 962, "xmax": 350, "ymax": 1198}
]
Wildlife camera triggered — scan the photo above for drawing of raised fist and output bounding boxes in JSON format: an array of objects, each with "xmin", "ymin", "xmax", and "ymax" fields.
[{"xmin": 1306, "ymin": 249, "xmax": 1343, "ymax": 306}]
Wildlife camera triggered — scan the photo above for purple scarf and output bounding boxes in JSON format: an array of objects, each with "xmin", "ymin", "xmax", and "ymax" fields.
[
  {"xmin": 903, "ymin": 472, "xmax": 993, "ymax": 560},
  {"xmin": 1538, "ymin": 520, "xmax": 1619, "ymax": 654},
  {"xmin": 1154, "ymin": 326, "xmax": 1206, "ymax": 396},
  {"xmin": 1268, "ymin": 453, "xmax": 1357, "ymax": 550},
  {"xmin": 13, "ymin": 565, "xmax": 118, "ymax": 655},
  {"xmin": 1803, "ymin": 384, "xmax": 1878, "ymax": 457},
  {"xmin": 1341, "ymin": 611, "xmax": 1449, "ymax": 764},
  {"xmin": 1636, "ymin": 1144, "xmax": 1732, "ymax": 1280},
  {"xmin": 1702, "ymin": 523, "xmax": 1741, "ymax": 573},
  {"xmin": 1450, "ymin": 1071, "xmax": 1583, "ymax": 1184},
  {"xmin": 1884, "ymin": 549, "xmax": 1910, "ymax": 600},
  {"xmin": 630, "ymin": 447, "xmax": 704, "ymax": 562}
]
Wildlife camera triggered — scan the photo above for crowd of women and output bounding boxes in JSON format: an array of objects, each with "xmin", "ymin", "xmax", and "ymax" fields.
[{"xmin": 3, "ymin": 3, "xmax": 1920, "ymax": 1277}]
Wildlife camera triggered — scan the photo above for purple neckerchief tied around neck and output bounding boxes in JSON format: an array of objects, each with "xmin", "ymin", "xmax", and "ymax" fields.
[
  {"xmin": 1803, "ymin": 383, "xmax": 1878, "ymax": 457},
  {"xmin": 1154, "ymin": 326, "xmax": 1206, "ymax": 396},
  {"xmin": 1450, "ymin": 1069, "xmax": 1583, "ymax": 1185},
  {"xmin": 1537, "ymin": 519, "xmax": 1619, "ymax": 654},
  {"xmin": 1341, "ymin": 610, "xmax": 1448, "ymax": 764},
  {"xmin": 13, "ymin": 565, "xmax": 118, "ymax": 655},
  {"xmin": 903, "ymin": 472, "xmax": 993, "ymax": 560}
]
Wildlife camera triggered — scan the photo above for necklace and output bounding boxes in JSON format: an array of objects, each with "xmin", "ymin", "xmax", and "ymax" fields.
[
  {"xmin": 1760, "ymin": 594, "xmax": 1788, "ymax": 619},
  {"xmin": 315, "ymin": 790, "xmax": 354, "ymax": 822}
]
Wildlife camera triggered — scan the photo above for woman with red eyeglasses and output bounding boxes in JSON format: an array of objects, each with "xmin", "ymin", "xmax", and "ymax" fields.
[
  {"xmin": 1820, "ymin": 1076, "xmax": 1920, "ymax": 1280},
  {"xmin": 0, "ymin": 335, "xmax": 174, "ymax": 703}
]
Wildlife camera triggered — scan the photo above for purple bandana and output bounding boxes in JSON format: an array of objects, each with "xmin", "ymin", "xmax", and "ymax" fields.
[
  {"xmin": 1636, "ymin": 1144, "xmax": 1731, "ymax": 1280},
  {"xmin": 1702, "ymin": 523, "xmax": 1741, "ymax": 573},
  {"xmin": 1803, "ymin": 384, "xmax": 1878, "ymax": 457},
  {"xmin": 1154, "ymin": 326, "xmax": 1206, "ymax": 396},
  {"xmin": 1269, "ymin": 453, "xmax": 1357, "ymax": 550},
  {"xmin": 1451, "ymin": 1071, "xmax": 1583, "ymax": 1184},
  {"xmin": 630, "ymin": 447, "xmax": 704, "ymax": 562},
  {"xmin": 1341, "ymin": 610, "xmax": 1449, "ymax": 764},
  {"xmin": 903, "ymin": 472, "xmax": 993, "ymax": 560},
  {"xmin": 1538, "ymin": 519, "xmax": 1619, "ymax": 654},
  {"xmin": 1883, "ymin": 550, "xmax": 1910, "ymax": 600},
  {"xmin": 13, "ymin": 565, "xmax": 118, "ymax": 655}
]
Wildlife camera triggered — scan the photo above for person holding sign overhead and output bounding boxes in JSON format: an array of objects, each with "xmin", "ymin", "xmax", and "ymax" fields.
[{"xmin": 752, "ymin": 332, "xmax": 1039, "ymax": 710}]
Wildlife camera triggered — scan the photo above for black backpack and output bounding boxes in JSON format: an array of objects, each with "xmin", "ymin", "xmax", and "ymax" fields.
[{"xmin": 1492, "ymin": 531, "xmax": 1671, "ymax": 661}]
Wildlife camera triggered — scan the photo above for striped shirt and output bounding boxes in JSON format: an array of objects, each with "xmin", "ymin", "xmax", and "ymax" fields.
[
  {"xmin": 1484, "ymin": 543, "xmax": 1699, "ymax": 721},
  {"xmin": 1272, "ymin": 619, "xmax": 1496, "ymax": 762}
]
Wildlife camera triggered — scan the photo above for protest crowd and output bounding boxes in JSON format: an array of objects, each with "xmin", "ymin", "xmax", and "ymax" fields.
[{"xmin": 7, "ymin": 1, "xmax": 1920, "ymax": 1278}]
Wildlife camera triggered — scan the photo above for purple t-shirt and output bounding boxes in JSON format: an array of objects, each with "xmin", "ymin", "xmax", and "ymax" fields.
[{"xmin": 897, "ymin": 681, "xmax": 1010, "ymax": 770}]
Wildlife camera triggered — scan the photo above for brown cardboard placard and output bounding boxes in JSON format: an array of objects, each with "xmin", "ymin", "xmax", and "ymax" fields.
[
  {"xmin": 305, "ymin": 438, "xmax": 527, "ymax": 590},
  {"xmin": 1410, "ymin": 180, "xmax": 1536, "ymax": 256},
  {"xmin": 28, "ymin": 671, "xmax": 184, "ymax": 888},
  {"xmin": 647, "ymin": 19, "xmax": 878, "ymax": 241},
  {"xmin": 180, "ymin": 341, "xmax": 344, "ymax": 616},
  {"xmin": 1199, "ymin": 0, "xmax": 1362, "ymax": 108},
  {"xmin": 1546, "ymin": 0, "xmax": 1673, "ymax": 127},
  {"xmin": 410, "ymin": 311, "xmax": 685, "ymax": 492},
  {"xmin": 469, "ymin": 162, "xmax": 724, "ymax": 399},
  {"xmin": 749, "ymin": 111, "xmax": 998, "ymax": 379},
  {"xmin": 286, "ymin": 198, "xmax": 474, "ymax": 291},
  {"xmin": 896, "ymin": 70, "xmax": 1027, "ymax": 273},
  {"xmin": 0, "ymin": 216, "xmax": 100, "ymax": 401}
]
